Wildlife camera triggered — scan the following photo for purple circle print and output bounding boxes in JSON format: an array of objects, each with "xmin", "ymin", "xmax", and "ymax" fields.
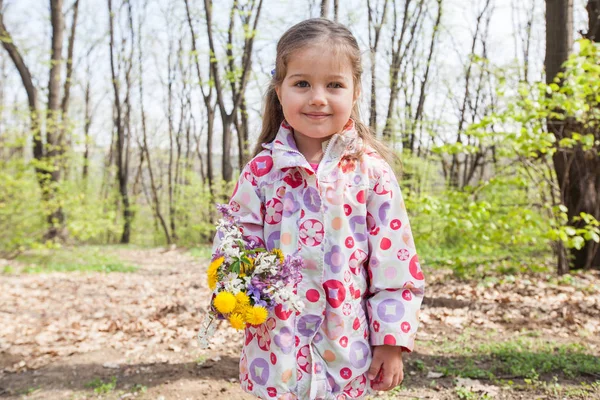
[
  {"xmin": 376, "ymin": 298, "xmax": 405, "ymax": 323},
  {"xmin": 273, "ymin": 326, "xmax": 294, "ymax": 354},
  {"xmin": 378, "ymin": 201, "xmax": 391, "ymax": 224},
  {"xmin": 349, "ymin": 215, "xmax": 368, "ymax": 242},
  {"xmin": 297, "ymin": 314, "xmax": 322, "ymax": 337},
  {"xmin": 303, "ymin": 187, "xmax": 321, "ymax": 213},
  {"xmin": 267, "ymin": 230, "xmax": 280, "ymax": 250},
  {"xmin": 249, "ymin": 358, "xmax": 269, "ymax": 385},
  {"xmin": 349, "ymin": 340, "xmax": 370, "ymax": 369}
]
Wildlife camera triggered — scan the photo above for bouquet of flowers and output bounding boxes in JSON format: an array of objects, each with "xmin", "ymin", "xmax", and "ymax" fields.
[{"xmin": 198, "ymin": 204, "xmax": 305, "ymax": 348}]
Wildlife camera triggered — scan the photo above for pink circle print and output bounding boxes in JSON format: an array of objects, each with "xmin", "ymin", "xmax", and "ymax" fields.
[{"xmin": 299, "ymin": 219, "xmax": 324, "ymax": 246}]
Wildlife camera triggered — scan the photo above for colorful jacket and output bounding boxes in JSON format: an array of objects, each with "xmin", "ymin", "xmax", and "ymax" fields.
[{"xmin": 216, "ymin": 120, "xmax": 425, "ymax": 400}]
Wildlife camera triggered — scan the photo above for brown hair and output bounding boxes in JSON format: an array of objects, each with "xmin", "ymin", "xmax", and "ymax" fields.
[{"xmin": 252, "ymin": 18, "xmax": 394, "ymax": 164}]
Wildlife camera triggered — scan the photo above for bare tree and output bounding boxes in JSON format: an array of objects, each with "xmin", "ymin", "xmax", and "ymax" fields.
[
  {"xmin": 108, "ymin": 0, "xmax": 134, "ymax": 243},
  {"xmin": 184, "ymin": 0, "xmax": 216, "ymax": 193},
  {"xmin": 511, "ymin": 0, "xmax": 538, "ymax": 83},
  {"xmin": 412, "ymin": 0, "xmax": 442, "ymax": 155},
  {"xmin": 0, "ymin": 0, "xmax": 78, "ymax": 240},
  {"xmin": 367, "ymin": 0, "xmax": 389, "ymax": 133},
  {"xmin": 204, "ymin": 0, "xmax": 263, "ymax": 182},
  {"xmin": 446, "ymin": 0, "xmax": 492, "ymax": 188},
  {"xmin": 382, "ymin": 0, "xmax": 426, "ymax": 143},
  {"xmin": 137, "ymin": 2, "xmax": 171, "ymax": 244}
]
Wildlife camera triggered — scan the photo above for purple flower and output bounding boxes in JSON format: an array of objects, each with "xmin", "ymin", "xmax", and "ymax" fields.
[{"xmin": 247, "ymin": 284, "xmax": 262, "ymax": 302}]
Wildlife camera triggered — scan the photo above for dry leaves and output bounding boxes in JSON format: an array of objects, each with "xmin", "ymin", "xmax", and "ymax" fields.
[{"xmin": 0, "ymin": 248, "xmax": 244, "ymax": 374}]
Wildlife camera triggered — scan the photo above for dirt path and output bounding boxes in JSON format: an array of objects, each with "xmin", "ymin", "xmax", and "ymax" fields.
[{"xmin": 1, "ymin": 248, "xmax": 599, "ymax": 399}]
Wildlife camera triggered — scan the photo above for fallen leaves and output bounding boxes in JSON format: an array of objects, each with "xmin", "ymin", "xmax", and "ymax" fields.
[
  {"xmin": 419, "ymin": 269, "xmax": 600, "ymax": 342},
  {"xmin": 0, "ymin": 248, "xmax": 225, "ymax": 374}
]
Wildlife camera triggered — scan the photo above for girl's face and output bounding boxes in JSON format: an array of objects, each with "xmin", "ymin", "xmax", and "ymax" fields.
[{"xmin": 275, "ymin": 42, "xmax": 358, "ymax": 143}]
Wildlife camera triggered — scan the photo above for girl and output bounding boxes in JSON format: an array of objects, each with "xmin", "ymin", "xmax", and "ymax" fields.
[{"xmin": 215, "ymin": 18, "xmax": 424, "ymax": 400}]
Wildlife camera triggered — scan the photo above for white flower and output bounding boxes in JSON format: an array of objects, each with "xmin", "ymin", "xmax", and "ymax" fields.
[
  {"xmin": 222, "ymin": 272, "xmax": 245, "ymax": 294},
  {"xmin": 223, "ymin": 245, "xmax": 242, "ymax": 259},
  {"xmin": 253, "ymin": 253, "xmax": 278, "ymax": 275},
  {"xmin": 266, "ymin": 283, "xmax": 305, "ymax": 313}
]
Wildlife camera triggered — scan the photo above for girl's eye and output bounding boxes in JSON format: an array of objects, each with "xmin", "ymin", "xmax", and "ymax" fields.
[
  {"xmin": 294, "ymin": 81, "xmax": 310, "ymax": 88},
  {"xmin": 329, "ymin": 82, "xmax": 344, "ymax": 89}
]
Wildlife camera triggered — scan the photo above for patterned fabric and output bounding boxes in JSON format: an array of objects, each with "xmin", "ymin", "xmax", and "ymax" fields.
[{"xmin": 214, "ymin": 120, "xmax": 425, "ymax": 400}]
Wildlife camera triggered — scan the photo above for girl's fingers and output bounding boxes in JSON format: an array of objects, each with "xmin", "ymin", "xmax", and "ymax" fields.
[
  {"xmin": 394, "ymin": 371, "xmax": 402, "ymax": 388},
  {"xmin": 377, "ymin": 368, "xmax": 394, "ymax": 391},
  {"xmin": 367, "ymin": 357, "xmax": 383, "ymax": 381}
]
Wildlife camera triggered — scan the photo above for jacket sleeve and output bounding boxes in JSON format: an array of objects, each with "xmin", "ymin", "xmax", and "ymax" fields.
[
  {"xmin": 212, "ymin": 162, "xmax": 265, "ymax": 252},
  {"xmin": 365, "ymin": 164, "xmax": 424, "ymax": 351}
]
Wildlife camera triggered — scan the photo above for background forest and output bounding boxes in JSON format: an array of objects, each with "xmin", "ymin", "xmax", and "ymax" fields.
[
  {"xmin": 0, "ymin": 0, "xmax": 598, "ymax": 274},
  {"xmin": 1, "ymin": 1, "xmax": 600, "ymax": 399}
]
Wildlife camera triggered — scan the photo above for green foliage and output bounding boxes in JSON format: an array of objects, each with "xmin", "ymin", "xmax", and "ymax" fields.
[
  {"xmin": 188, "ymin": 245, "xmax": 214, "ymax": 260},
  {"xmin": 0, "ymin": 157, "xmax": 46, "ymax": 257},
  {"xmin": 61, "ymin": 180, "xmax": 121, "ymax": 244},
  {"xmin": 439, "ymin": 39, "xmax": 600, "ymax": 271},
  {"xmin": 10, "ymin": 245, "xmax": 136, "ymax": 273},
  {"xmin": 402, "ymin": 152, "xmax": 549, "ymax": 276},
  {"xmin": 85, "ymin": 376, "xmax": 117, "ymax": 394}
]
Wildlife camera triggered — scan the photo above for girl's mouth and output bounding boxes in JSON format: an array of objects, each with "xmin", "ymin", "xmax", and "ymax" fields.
[{"xmin": 304, "ymin": 113, "xmax": 331, "ymax": 120}]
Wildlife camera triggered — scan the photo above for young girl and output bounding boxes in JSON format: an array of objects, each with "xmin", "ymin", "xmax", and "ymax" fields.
[{"xmin": 216, "ymin": 18, "xmax": 424, "ymax": 400}]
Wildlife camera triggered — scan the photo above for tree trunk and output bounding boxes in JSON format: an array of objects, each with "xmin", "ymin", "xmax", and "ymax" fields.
[
  {"xmin": 44, "ymin": 0, "xmax": 67, "ymax": 240},
  {"xmin": 545, "ymin": 0, "xmax": 600, "ymax": 271},
  {"xmin": 587, "ymin": 0, "xmax": 599, "ymax": 40},
  {"xmin": 333, "ymin": 0, "xmax": 339, "ymax": 21},
  {"xmin": 321, "ymin": 0, "xmax": 330, "ymax": 18},
  {"xmin": 108, "ymin": 0, "xmax": 132, "ymax": 244},
  {"xmin": 367, "ymin": 0, "xmax": 389, "ymax": 134},
  {"xmin": 82, "ymin": 76, "xmax": 91, "ymax": 184},
  {"xmin": 184, "ymin": 0, "xmax": 215, "ymax": 196}
]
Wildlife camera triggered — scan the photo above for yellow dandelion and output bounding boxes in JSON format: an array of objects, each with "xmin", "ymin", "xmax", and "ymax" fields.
[
  {"xmin": 228, "ymin": 313, "xmax": 246, "ymax": 330},
  {"xmin": 235, "ymin": 291, "xmax": 251, "ymax": 306},
  {"xmin": 234, "ymin": 303, "xmax": 251, "ymax": 316},
  {"xmin": 207, "ymin": 257, "xmax": 224, "ymax": 290},
  {"xmin": 208, "ymin": 274, "xmax": 218, "ymax": 291},
  {"xmin": 246, "ymin": 305, "xmax": 268, "ymax": 326},
  {"xmin": 272, "ymin": 248, "xmax": 285, "ymax": 263},
  {"xmin": 213, "ymin": 291, "xmax": 236, "ymax": 314}
]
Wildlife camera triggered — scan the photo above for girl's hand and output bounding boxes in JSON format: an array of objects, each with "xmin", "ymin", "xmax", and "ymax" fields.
[{"xmin": 368, "ymin": 345, "xmax": 404, "ymax": 391}]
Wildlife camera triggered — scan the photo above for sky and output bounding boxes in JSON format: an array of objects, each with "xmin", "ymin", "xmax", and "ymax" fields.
[{"xmin": 0, "ymin": 0, "xmax": 591, "ymax": 153}]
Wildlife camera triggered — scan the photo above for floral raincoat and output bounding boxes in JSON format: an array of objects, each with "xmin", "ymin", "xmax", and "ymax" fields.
[{"xmin": 215, "ymin": 120, "xmax": 425, "ymax": 400}]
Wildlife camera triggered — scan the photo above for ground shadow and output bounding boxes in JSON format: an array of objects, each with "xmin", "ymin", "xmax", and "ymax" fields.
[
  {"xmin": 0, "ymin": 355, "xmax": 240, "ymax": 397},
  {"xmin": 2, "ymin": 349, "xmax": 599, "ymax": 397}
]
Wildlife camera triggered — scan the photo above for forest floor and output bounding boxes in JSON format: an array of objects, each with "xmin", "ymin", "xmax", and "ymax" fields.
[{"xmin": 1, "ymin": 246, "xmax": 600, "ymax": 400}]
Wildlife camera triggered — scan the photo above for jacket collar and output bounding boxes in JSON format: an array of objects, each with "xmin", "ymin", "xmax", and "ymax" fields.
[{"xmin": 262, "ymin": 119, "xmax": 360, "ymax": 172}]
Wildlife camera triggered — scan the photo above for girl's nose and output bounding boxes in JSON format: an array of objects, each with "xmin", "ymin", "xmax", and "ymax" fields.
[{"xmin": 309, "ymin": 87, "xmax": 327, "ymax": 106}]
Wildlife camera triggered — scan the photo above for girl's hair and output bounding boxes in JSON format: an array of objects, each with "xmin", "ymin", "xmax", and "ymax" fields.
[{"xmin": 252, "ymin": 18, "xmax": 393, "ymax": 164}]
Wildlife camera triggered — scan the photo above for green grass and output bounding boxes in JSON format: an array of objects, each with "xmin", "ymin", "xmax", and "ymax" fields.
[
  {"xmin": 187, "ymin": 244, "xmax": 213, "ymax": 260},
  {"xmin": 85, "ymin": 376, "xmax": 117, "ymax": 394},
  {"xmin": 426, "ymin": 331, "xmax": 600, "ymax": 381},
  {"xmin": 5, "ymin": 246, "xmax": 137, "ymax": 274}
]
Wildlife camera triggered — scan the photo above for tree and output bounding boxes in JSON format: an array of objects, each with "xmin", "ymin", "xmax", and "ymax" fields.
[
  {"xmin": 382, "ymin": 0, "xmax": 426, "ymax": 142},
  {"xmin": 367, "ymin": 0, "xmax": 389, "ymax": 133},
  {"xmin": 0, "ymin": 0, "xmax": 83, "ymax": 241},
  {"xmin": 204, "ymin": 0, "xmax": 263, "ymax": 182},
  {"xmin": 184, "ymin": 0, "xmax": 216, "ymax": 194},
  {"xmin": 108, "ymin": 0, "xmax": 134, "ymax": 243},
  {"xmin": 545, "ymin": 0, "xmax": 600, "ymax": 271}
]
